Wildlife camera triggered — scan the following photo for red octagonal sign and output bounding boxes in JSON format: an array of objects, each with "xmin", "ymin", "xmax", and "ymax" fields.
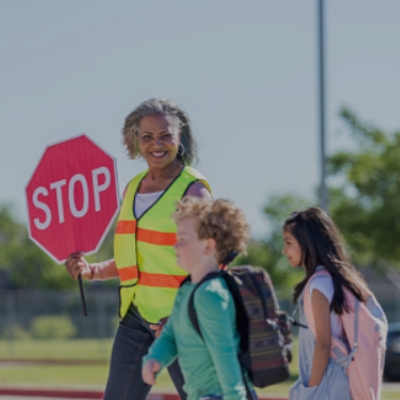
[{"xmin": 25, "ymin": 134, "xmax": 119, "ymax": 264}]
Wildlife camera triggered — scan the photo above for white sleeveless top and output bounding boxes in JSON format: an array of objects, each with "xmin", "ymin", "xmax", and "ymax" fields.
[
  {"xmin": 134, "ymin": 190, "xmax": 164, "ymax": 219},
  {"xmin": 309, "ymin": 267, "xmax": 343, "ymax": 337}
]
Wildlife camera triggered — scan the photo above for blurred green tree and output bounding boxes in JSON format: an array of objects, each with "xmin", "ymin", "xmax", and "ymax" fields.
[
  {"xmin": 328, "ymin": 107, "xmax": 400, "ymax": 269},
  {"xmin": 240, "ymin": 107, "xmax": 400, "ymax": 285},
  {"xmin": 0, "ymin": 204, "xmax": 74, "ymax": 288},
  {"xmin": 0, "ymin": 205, "xmax": 116, "ymax": 289}
]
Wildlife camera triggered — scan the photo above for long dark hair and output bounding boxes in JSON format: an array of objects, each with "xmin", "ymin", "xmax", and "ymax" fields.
[{"xmin": 284, "ymin": 207, "xmax": 368, "ymax": 314}]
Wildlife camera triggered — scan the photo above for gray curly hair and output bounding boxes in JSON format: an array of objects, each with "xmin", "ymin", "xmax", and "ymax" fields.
[{"xmin": 122, "ymin": 98, "xmax": 198, "ymax": 165}]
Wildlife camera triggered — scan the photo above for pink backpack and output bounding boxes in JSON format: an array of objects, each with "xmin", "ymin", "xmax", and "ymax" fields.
[{"xmin": 303, "ymin": 269, "xmax": 388, "ymax": 400}]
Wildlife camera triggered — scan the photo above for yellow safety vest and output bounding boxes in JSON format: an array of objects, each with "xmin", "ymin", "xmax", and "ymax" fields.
[{"xmin": 114, "ymin": 166, "xmax": 211, "ymax": 322}]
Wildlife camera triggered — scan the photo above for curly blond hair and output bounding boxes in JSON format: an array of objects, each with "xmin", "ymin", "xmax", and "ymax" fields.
[
  {"xmin": 173, "ymin": 197, "xmax": 250, "ymax": 264},
  {"xmin": 122, "ymin": 98, "xmax": 198, "ymax": 165}
]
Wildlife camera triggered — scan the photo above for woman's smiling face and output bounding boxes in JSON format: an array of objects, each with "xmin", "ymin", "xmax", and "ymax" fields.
[{"xmin": 137, "ymin": 114, "xmax": 181, "ymax": 170}]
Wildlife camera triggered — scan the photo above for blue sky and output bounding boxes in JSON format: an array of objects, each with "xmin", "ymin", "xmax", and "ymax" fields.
[{"xmin": 1, "ymin": 1, "xmax": 400, "ymax": 238}]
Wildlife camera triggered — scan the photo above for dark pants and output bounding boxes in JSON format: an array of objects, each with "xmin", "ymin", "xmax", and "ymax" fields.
[{"xmin": 103, "ymin": 305, "xmax": 186, "ymax": 400}]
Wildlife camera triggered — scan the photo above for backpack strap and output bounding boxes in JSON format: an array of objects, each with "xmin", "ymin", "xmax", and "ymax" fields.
[
  {"xmin": 187, "ymin": 271, "xmax": 223, "ymax": 339},
  {"xmin": 180, "ymin": 274, "xmax": 192, "ymax": 287},
  {"xmin": 347, "ymin": 296, "xmax": 360, "ymax": 361},
  {"xmin": 303, "ymin": 269, "xmax": 360, "ymax": 369},
  {"xmin": 188, "ymin": 270, "xmax": 249, "ymax": 351},
  {"xmin": 187, "ymin": 270, "xmax": 253, "ymax": 400}
]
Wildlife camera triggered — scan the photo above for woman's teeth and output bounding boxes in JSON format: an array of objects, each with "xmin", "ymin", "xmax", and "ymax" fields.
[{"xmin": 151, "ymin": 151, "xmax": 166, "ymax": 158}]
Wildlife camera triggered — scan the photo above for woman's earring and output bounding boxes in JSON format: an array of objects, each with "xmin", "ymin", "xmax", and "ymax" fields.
[{"xmin": 178, "ymin": 143, "xmax": 185, "ymax": 157}]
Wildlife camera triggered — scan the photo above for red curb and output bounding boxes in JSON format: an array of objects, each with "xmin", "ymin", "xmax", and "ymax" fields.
[
  {"xmin": 0, "ymin": 388, "xmax": 103, "ymax": 398},
  {"xmin": 0, "ymin": 388, "xmax": 287, "ymax": 400},
  {"xmin": 0, "ymin": 359, "xmax": 107, "ymax": 365}
]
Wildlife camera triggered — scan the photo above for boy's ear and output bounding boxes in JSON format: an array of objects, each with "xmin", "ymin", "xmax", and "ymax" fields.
[{"xmin": 204, "ymin": 238, "xmax": 217, "ymax": 255}]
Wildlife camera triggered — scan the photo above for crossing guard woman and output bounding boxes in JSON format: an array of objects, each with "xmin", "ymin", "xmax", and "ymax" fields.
[{"xmin": 65, "ymin": 98, "xmax": 212, "ymax": 400}]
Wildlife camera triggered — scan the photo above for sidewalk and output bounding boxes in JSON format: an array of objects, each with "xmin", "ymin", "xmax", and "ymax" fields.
[{"xmin": 2, "ymin": 384, "xmax": 400, "ymax": 400}]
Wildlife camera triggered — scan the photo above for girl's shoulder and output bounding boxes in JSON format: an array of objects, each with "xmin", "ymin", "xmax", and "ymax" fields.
[
  {"xmin": 309, "ymin": 267, "xmax": 334, "ymax": 300},
  {"xmin": 309, "ymin": 266, "xmax": 333, "ymax": 280}
]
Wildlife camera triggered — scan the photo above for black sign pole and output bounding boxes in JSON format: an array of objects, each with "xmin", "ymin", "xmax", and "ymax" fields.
[{"xmin": 78, "ymin": 273, "xmax": 88, "ymax": 317}]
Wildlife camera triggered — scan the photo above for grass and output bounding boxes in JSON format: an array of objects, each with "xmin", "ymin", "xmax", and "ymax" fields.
[
  {"xmin": 0, "ymin": 339, "xmax": 113, "ymax": 361},
  {"xmin": 0, "ymin": 339, "xmax": 398, "ymax": 400},
  {"xmin": 0, "ymin": 365, "xmax": 108, "ymax": 388}
]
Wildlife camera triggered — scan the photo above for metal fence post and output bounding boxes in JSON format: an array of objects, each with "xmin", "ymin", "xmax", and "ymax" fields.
[
  {"xmin": 6, "ymin": 291, "xmax": 15, "ymax": 357},
  {"xmin": 96, "ymin": 292, "xmax": 107, "ymax": 358}
]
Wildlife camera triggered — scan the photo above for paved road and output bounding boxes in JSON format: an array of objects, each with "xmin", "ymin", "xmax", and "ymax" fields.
[{"xmin": 0, "ymin": 383, "xmax": 399, "ymax": 400}]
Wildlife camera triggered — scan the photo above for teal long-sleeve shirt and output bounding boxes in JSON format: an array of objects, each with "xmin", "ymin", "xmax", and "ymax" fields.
[{"xmin": 143, "ymin": 277, "xmax": 251, "ymax": 400}]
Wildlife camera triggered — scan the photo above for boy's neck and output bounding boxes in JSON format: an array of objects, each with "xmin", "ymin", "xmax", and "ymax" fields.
[{"xmin": 190, "ymin": 259, "xmax": 220, "ymax": 284}]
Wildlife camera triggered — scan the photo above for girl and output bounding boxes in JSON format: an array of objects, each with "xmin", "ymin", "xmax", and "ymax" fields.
[{"xmin": 282, "ymin": 207, "xmax": 370, "ymax": 400}]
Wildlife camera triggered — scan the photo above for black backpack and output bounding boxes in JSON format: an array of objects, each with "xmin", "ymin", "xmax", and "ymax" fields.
[{"xmin": 186, "ymin": 265, "xmax": 293, "ymax": 388}]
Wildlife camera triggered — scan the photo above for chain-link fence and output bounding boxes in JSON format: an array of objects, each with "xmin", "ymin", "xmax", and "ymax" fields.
[
  {"xmin": 0, "ymin": 287, "xmax": 119, "ymax": 341},
  {"xmin": 0, "ymin": 286, "xmax": 399, "ymax": 350}
]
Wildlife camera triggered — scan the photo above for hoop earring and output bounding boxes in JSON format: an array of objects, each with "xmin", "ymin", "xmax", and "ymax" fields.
[{"xmin": 178, "ymin": 143, "xmax": 185, "ymax": 157}]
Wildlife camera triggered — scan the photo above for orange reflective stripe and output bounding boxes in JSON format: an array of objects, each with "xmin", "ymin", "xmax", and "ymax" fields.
[
  {"xmin": 115, "ymin": 222, "xmax": 176, "ymax": 246},
  {"xmin": 138, "ymin": 272, "xmax": 187, "ymax": 288},
  {"xmin": 118, "ymin": 265, "xmax": 139, "ymax": 282},
  {"xmin": 116, "ymin": 220, "xmax": 137, "ymax": 234},
  {"xmin": 137, "ymin": 227, "xmax": 177, "ymax": 246}
]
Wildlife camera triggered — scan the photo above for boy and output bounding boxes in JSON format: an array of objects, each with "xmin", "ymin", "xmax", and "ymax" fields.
[{"xmin": 142, "ymin": 197, "xmax": 255, "ymax": 400}]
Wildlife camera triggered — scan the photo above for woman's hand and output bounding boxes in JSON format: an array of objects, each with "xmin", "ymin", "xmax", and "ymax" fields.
[
  {"xmin": 142, "ymin": 359, "xmax": 161, "ymax": 385},
  {"xmin": 65, "ymin": 253, "xmax": 92, "ymax": 280},
  {"xmin": 149, "ymin": 317, "xmax": 169, "ymax": 338}
]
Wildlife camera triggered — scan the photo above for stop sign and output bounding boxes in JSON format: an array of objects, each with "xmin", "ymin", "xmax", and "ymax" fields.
[{"xmin": 25, "ymin": 134, "xmax": 120, "ymax": 264}]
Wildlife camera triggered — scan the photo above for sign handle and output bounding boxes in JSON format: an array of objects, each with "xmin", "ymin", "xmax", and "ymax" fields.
[{"xmin": 78, "ymin": 273, "xmax": 88, "ymax": 317}]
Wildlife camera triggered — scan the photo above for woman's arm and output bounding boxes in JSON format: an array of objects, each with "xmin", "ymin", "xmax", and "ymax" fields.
[
  {"xmin": 185, "ymin": 181, "xmax": 213, "ymax": 201},
  {"xmin": 88, "ymin": 259, "xmax": 119, "ymax": 280},
  {"xmin": 308, "ymin": 289, "xmax": 331, "ymax": 387},
  {"xmin": 65, "ymin": 255, "xmax": 118, "ymax": 281}
]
